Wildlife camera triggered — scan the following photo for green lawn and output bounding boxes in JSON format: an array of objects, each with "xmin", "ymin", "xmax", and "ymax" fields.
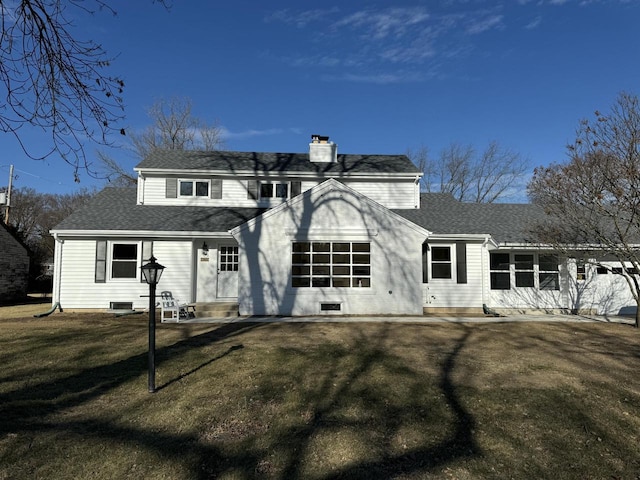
[{"xmin": 0, "ymin": 313, "xmax": 639, "ymax": 479}]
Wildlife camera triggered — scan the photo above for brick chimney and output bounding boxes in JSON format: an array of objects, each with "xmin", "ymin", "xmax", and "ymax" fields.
[{"xmin": 309, "ymin": 134, "xmax": 337, "ymax": 163}]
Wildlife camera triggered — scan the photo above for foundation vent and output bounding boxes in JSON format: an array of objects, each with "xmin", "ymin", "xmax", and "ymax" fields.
[{"xmin": 320, "ymin": 302, "xmax": 341, "ymax": 312}]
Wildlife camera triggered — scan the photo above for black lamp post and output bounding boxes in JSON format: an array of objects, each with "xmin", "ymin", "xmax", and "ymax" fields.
[{"xmin": 141, "ymin": 255, "xmax": 165, "ymax": 393}]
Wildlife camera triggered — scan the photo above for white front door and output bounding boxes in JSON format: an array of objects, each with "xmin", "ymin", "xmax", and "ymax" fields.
[{"xmin": 216, "ymin": 245, "xmax": 239, "ymax": 298}]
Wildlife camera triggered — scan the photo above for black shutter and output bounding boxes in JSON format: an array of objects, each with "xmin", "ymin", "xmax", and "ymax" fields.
[
  {"xmin": 456, "ymin": 242, "xmax": 467, "ymax": 284},
  {"xmin": 95, "ymin": 240, "xmax": 107, "ymax": 283},
  {"xmin": 422, "ymin": 243, "xmax": 428, "ymax": 283},
  {"xmin": 165, "ymin": 178, "xmax": 177, "ymax": 198},
  {"xmin": 210, "ymin": 179, "xmax": 223, "ymax": 199},
  {"xmin": 247, "ymin": 180, "xmax": 258, "ymax": 199},
  {"xmin": 291, "ymin": 181, "xmax": 301, "ymax": 197}
]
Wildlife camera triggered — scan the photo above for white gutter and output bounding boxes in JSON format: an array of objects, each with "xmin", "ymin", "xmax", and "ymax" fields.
[{"xmin": 49, "ymin": 229, "xmax": 234, "ymax": 239}]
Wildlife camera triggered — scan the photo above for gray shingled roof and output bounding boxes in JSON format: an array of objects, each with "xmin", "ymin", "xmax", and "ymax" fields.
[
  {"xmin": 53, "ymin": 188, "xmax": 266, "ymax": 232},
  {"xmin": 394, "ymin": 193, "xmax": 545, "ymax": 243},
  {"xmin": 136, "ymin": 150, "xmax": 421, "ymax": 175},
  {"xmin": 54, "ymin": 188, "xmax": 544, "ymax": 244}
]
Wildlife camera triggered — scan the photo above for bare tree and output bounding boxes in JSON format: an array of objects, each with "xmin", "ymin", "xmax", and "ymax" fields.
[
  {"xmin": 528, "ymin": 92, "xmax": 640, "ymax": 328},
  {"xmin": 7, "ymin": 186, "xmax": 94, "ymax": 251},
  {"xmin": 406, "ymin": 144, "xmax": 431, "ymax": 192},
  {"xmin": 0, "ymin": 1, "xmax": 167, "ymax": 180},
  {"xmin": 408, "ymin": 140, "xmax": 528, "ymax": 203},
  {"xmin": 98, "ymin": 96, "xmax": 225, "ymax": 185}
]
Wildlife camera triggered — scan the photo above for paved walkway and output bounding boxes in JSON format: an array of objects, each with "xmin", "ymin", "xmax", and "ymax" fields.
[{"xmin": 172, "ymin": 313, "xmax": 636, "ymax": 325}]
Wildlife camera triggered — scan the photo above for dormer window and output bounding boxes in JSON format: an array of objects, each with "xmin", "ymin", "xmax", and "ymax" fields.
[
  {"xmin": 179, "ymin": 180, "xmax": 209, "ymax": 197},
  {"xmin": 247, "ymin": 181, "xmax": 302, "ymax": 200},
  {"xmin": 260, "ymin": 183, "xmax": 289, "ymax": 199}
]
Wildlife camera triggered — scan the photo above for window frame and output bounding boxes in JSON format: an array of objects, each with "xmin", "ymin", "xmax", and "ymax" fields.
[
  {"xmin": 490, "ymin": 252, "xmax": 562, "ymax": 291},
  {"xmin": 430, "ymin": 246, "xmax": 452, "ymax": 280},
  {"xmin": 490, "ymin": 252, "xmax": 511, "ymax": 290},
  {"xmin": 110, "ymin": 241, "xmax": 140, "ymax": 281},
  {"xmin": 178, "ymin": 179, "xmax": 210, "ymax": 198},
  {"xmin": 514, "ymin": 253, "xmax": 535, "ymax": 288},
  {"xmin": 539, "ymin": 254, "xmax": 560, "ymax": 290},
  {"xmin": 291, "ymin": 241, "xmax": 371, "ymax": 288},
  {"xmin": 259, "ymin": 182, "xmax": 290, "ymax": 200}
]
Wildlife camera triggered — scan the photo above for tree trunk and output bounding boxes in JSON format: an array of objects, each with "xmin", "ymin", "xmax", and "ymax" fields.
[{"xmin": 636, "ymin": 303, "xmax": 640, "ymax": 329}]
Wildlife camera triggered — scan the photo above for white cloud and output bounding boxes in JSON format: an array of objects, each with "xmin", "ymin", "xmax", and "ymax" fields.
[
  {"xmin": 466, "ymin": 14, "xmax": 504, "ymax": 35},
  {"xmin": 525, "ymin": 15, "xmax": 543, "ymax": 29},
  {"xmin": 264, "ymin": 7, "xmax": 340, "ymax": 28},
  {"xmin": 334, "ymin": 7, "xmax": 430, "ymax": 40},
  {"xmin": 219, "ymin": 127, "xmax": 301, "ymax": 140}
]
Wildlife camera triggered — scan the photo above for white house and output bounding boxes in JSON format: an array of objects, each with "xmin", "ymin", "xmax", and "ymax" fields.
[{"xmin": 50, "ymin": 135, "xmax": 637, "ymax": 317}]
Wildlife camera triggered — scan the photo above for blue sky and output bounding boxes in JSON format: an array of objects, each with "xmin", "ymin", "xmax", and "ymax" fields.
[{"xmin": 1, "ymin": 0, "xmax": 639, "ymax": 200}]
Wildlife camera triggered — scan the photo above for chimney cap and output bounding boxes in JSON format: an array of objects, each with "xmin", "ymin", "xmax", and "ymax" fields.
[{"xmin": 311, "ymin": 134, "xmax": 330, "ymax": 144}]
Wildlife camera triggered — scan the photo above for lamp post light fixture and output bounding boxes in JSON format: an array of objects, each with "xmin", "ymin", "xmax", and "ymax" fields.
[{"xmin": 141, "ymin": 255, "xmax": 165, "ymax": 393}]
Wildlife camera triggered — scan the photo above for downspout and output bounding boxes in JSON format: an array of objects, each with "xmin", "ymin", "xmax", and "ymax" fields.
[
  {"xmin": 414, "ymin": 176, "xmax": 421, "ymax": 208},
  {"xmin": 138, "ymin": 173, "xmax": 145, "ymax": 205},
  {"xmin": 481, "ymin": 236, "xmax": 490, "ymax": 309},
  {"xmin": 53, "ymin": 233, "xmax": 64, "ymax": 307}
]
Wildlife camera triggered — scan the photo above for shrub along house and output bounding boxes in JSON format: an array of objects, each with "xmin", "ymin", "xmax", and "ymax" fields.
[{"xmin": 51, "ymin": 136, "xmax": 637, "ymax": 317}]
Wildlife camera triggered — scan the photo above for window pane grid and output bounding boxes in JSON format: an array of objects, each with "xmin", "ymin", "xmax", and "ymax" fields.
[
  {"xmin": 292, "ymin": 242, "xmax": 370, "ymax": 288},
  {"xmin": 220, "ymin": 246, "xmax": 239, "ymax": 272}
]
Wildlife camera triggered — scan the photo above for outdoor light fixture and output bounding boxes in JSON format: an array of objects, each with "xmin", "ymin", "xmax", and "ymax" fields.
[
  {"xmin": 141, "ymin": 255, "xmax": 165, "ymax": 393},
  {"xmin": 202, "ymin": 241, "xmax": 209, "ymax": 256}
]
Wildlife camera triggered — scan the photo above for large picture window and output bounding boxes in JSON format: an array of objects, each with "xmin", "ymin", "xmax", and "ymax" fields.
[
  {"xmin": 291, "ymin": 242, "xmax": 370, "ymax": 288},
  {"xmin": 111, "ymin": 243, "xmax": 138, "ymax": 279},
  {"xmin": 490, "ymin": 252, "xmax": 561, "ymax": 291}
]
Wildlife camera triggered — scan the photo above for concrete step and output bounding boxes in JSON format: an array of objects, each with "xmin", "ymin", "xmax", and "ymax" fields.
[{"xmin": 195, "ymin": 302, "xmax": 238, "ymax": 318}]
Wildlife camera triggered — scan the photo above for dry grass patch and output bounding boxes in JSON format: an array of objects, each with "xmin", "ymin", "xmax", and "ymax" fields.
[{"xmin": 0, "ymin": 310, "xmax": 638, "ymax": 479}]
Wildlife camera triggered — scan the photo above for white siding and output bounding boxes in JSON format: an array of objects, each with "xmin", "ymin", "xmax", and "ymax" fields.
[
  {"xmin": 423, "ymin": 241, "xmax": 484, "ymax": 309},
  {"xmin": 140, "ymin": 175, "xmax": 418, "ymax": 210},
  {"xmin": 567, "ymin": 259, "xmax": 637, "ymax": 315},
  {"xmin": 232, "ymin": 183, "xmax": 427, "ymax": 316},
  {"xmin": 57, "ymin": 238, "xmax": 193, "ymax": 309},
  {"xmin": 343, "ymin": 180, "xmax": 418, "ymax": 209}
]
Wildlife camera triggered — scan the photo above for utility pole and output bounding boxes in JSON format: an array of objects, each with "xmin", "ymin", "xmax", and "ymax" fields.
[{"xmin": 4, "ymin": 164, "xmax": 13, "ymax": 224}]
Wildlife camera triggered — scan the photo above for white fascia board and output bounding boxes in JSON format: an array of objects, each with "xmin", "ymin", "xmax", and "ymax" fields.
[
  {"xmin": 49, "ymin": 229, "xmax": 233, "ymax": 239},
  {"xmin": 135, "ymin": 168, "xmax": 421, "ymax": 180},
  {"xmin": 428, "ymin": 233, "xmax": 494, "ymax": 242},
  {"xmin": 230, "ymin": 178, "xmax": 431, "ymax": 238},
  {"xmin": 495, "ymin": 242, "xmax": 555, "ymax": 250}
]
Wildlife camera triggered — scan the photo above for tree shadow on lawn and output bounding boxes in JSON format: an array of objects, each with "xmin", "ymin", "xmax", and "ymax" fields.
[
  {"xmin": 1, "ymin": 320, "xmax": 486, "ymax": 479},
  {"xmin": 0, "ymin": 321, "xmax": 259, "ymax": 430}
]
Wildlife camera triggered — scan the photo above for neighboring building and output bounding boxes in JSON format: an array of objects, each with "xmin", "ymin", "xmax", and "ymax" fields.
[
  {"xmin": 50, "ymin": 136, "xmax": 637, "ymax": 316},
  {"xmin": 0, "ymin": 221, "xmax": 29, "ymax": 304}
]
